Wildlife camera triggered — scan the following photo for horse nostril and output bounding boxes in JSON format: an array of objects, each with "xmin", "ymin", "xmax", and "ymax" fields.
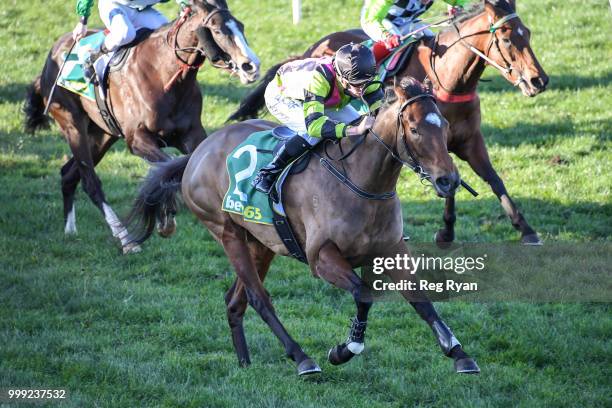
[
  {"xmin": 436, "ymin": 176, "xmax": 451, "ymax": 191},
  {"xmin": 531, "ymin": 76, "xmax": 548, "ymax": 89},
  {"xmin": 241, "ymin": 62, "xmax": 254, "ymax": 73}
]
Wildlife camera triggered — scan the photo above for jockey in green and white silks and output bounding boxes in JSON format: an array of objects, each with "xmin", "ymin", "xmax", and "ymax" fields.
[
  {"xmin": 72, "ymin": 0, "xmax": 184, "ymax": 60},
  {"xmin": 361, "ymin": 0, "xmax": 467, "ymax": 50},
  {"xmin": 252, "ymin": 43, "xmax": 385, "ymax": 194}
]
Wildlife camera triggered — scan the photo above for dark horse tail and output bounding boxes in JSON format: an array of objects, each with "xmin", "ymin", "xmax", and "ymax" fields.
[
  {"xmin": 126, "ymin": 154, "xmax": 191, "ymax": 245},
  {"xmin": 226, "ymin": 56, "xmax": 301, "ymax": 122},
  {"xmin": 23, "ymin": 76, "xmax": 50, "ymax": 133}
]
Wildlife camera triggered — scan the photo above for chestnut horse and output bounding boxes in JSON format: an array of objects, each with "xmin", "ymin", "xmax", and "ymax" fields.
[
  {"xmin": 23, "ymin": 0, "xmax": 260, "ymax": 253},
  {"xmin": 126, "ymin": 78, "xmax": 480, "ymax": 376},
  {"xmin": 229, "ymin": 0, "xmax": 549, "ymax": 245}
]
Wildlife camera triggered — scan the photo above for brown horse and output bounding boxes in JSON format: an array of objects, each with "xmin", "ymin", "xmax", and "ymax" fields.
[
  {"xmin": 23, "ymin": 0, "xmax": 260, "ymax": 253},
  {"xmin": 229, "ymin": 0, "xmax": 549, "ymax": 245},
  {"xmin": 126, "ymin": 77, "xmax": 480, "ymax": 376}
]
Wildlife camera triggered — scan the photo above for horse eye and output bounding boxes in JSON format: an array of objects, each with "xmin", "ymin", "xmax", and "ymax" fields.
[{"xmin": 410, "ymin": 127, "xmax": 418, "ymax": 134}]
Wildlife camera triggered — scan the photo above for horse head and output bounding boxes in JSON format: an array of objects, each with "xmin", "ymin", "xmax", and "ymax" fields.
[
  {"xmin": 190, "ymin": 0, "xmax": 260, "ymax": 84},
  {"xmin": 479, "ymin": 0, "xmax": 549, "ymax": 96},
  {"xmin": 388, "ymin": 77, "xmax": 459, "ymax": 197}
]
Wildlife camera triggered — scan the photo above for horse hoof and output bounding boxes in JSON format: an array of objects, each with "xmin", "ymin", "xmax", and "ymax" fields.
[
  {"xmin": 454, "ymin": 357, "xmax": 480, "ymax": 374},
  {"xmin": 122, "ymin": 242, "xmax": 142, "ymax": 254},
  {"xmin": 157, "ymin": 218, "xmax": 176, "ymax": 238},
  {"xmin": 434, "ymin": 230, "xmax": 453, "ymax": 249},
  {"xmin": 327, "ymin": 344, "xmax": 356, "ymax": 366},
  {"xmin": 521, "ymin": 233, "xmax": 543, "ymax": 246},
  {"xmin": 297, "ymin": 358, "xmax": 321, "ymax": 376}
]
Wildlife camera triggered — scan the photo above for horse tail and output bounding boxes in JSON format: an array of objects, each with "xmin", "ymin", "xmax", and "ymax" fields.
[
  {"xmin": 126, "ymin": 154, "xmax": 191, "ymax": 245},
  {"xmin": 23, "ymin": 76, "xmax": 50, "ymax": 133},
  {"xmin": 226, "ymin": 56, "xmax": 301, "ymax": 122}
]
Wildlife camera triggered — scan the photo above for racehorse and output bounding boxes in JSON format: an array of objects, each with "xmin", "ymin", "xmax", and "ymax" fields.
[
  {"xmin": 23, "ymin": 0, "xmax": 260, "ymax": 253},
  {"xmin": 229, "ymin": 0, "xmax": 549, "ymax": 245},
  {"xmin": 126, "ymin": 77, "xmax": 480, "ymax": 376}
]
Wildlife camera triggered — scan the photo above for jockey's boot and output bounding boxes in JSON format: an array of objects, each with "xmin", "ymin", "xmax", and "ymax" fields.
[
  {"xmin": 252, "ymin": 134, "xmax": 310, "ymax": 194},
  {"xmin": 83, "ymin": 44, "xmax": 110, "ymax": 83}
]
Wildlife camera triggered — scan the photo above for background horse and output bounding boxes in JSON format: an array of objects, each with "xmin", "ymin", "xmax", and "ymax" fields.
[
  {"xmin": 126, "ymin": 77, "xmax": 480, "ymax": 376},
  {"xmin": 23, "ymin": 0, "xmax": 260, "ymax": 253},
  {"xmin": 229, "ymin": 0, "xmax": 549, "ymax": 245}
]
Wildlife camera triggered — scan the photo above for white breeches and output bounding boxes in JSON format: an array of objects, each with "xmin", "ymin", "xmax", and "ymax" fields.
[{"xmin": 98, "ymin": 0, "xmax": 168, "ymax": 51}]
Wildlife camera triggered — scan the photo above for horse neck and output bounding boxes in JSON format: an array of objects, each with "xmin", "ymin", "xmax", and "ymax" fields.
[
  {"xmin": 341, "ymin": 104, "xmax": 403, "ymax": 194},
  {"xmin": 423, "ymin": 14, "xmax": 492, "ymax": 94}
]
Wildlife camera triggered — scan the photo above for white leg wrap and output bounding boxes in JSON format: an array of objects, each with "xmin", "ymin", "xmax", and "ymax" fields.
[
  {"xmin": 64, "ymin": 205, "xmax": 77, "ymax": 235},
  {"xmin": 346, "ymin": 342, "xmax": 365, "ymax": 355},
  {"xmin": 102, "ymin": 202, "xmax": 130, "ymax": 246}
]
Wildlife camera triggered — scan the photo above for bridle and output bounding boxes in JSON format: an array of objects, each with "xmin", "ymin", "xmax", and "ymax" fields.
[
  {"xmin": 430, "ymin": 9, "xmax": 525, "ymax": 93},
  {"xmin": 163, "ymin": 4, "xmax": 239, "ymax": 89},
  {"xmin": 318, "ymin": 92, "xmax": 436, "ymax": 200}
]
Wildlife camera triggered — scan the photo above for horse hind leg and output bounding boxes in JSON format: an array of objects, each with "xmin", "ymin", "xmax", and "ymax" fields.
[
  {"xmin": 220, "ymin": 220, "xmax": 319, "ymax": 376},
  {"xmin": 312, "ymin": 242, "xmax": 373, "ymax": 366},
  {"xmin": 61, "ymin": 157, "xmax": 79, "ymax": 235},
  {"xmin": 224, "ymin": 240, "xmax": 275, "ymax": 367},
  {"xmin": 460, "ymin": 134, "xmax": 541, "ymax": 245}
]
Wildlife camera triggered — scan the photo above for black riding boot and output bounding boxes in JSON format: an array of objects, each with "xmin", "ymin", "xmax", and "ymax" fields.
[
  {"xmin": 83, "ymin": 44, "xmax": 109, "ymax": 82},
  {"xmin": 252, "ymin": 134, "xmax": 311, "ymax": 194}
]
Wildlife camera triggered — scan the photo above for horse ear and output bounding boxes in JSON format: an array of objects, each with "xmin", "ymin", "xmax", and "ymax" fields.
[{"xmin": 393, "ymin": 76, "xmax": 405, "ymax": 99}]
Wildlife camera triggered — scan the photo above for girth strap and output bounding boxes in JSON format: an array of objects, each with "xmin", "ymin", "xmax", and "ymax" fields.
[{"xmin": 94, "ymin": 85, "xmax": 124, "ymax": 137}]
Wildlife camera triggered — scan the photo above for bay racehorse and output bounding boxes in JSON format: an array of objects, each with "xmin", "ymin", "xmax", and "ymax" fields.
[
  {"xmin": 23, "ymin": 0, "xmax": 260, "ymax": 253},
  {"xmin": 126, "ymin": 77, "xmax": 480, "ymax": 376},
  {"xmin": 228, "ymin": 0, "xmax": 549, "ymax": 245}
]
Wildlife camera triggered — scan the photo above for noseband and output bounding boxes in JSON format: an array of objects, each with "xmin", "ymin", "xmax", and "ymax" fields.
[{"xmin": 431, "ymin": 10, "xmax": 525, "ymax": 92}]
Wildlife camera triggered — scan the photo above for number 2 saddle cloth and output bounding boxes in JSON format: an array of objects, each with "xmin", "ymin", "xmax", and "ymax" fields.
[{"xmin": 222, "ymin": 127, "xmax": 310, "ymax": 225}]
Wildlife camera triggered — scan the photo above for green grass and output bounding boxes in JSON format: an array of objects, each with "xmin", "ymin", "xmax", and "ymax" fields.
[{"xmin": 1, "ymin": 0, "xmax": 611, "ymax": 406}]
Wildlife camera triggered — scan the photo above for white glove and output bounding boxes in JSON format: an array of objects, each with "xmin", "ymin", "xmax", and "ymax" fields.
[
  {"xmin": 72, "ymin": 22, "xmax": 87, "ymax": 42},
  {"xmin": 347, "ymin": 116, "xmax": 375, "ymax": 136}
]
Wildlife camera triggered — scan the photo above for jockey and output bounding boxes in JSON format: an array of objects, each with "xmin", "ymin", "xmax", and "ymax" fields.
[
  {"xmin": 252, "ymin": 43, "xmax": 385, "ymax": 194},
  {"xmin": 361, "ymin": 0, "xmax": 467, "ymax": 50},
  {"xmin": 72, "ymin": 0, "xmax": 185, "ymax": 68}
]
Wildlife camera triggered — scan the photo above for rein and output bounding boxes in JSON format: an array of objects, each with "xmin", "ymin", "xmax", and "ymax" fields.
[
  {"xmin": 317, "ymin": 93, "xmax": 433, "ymax": 200},
  {"xmin": 429, "ymin": 10, "xmax": 522, "ymax": 101}
]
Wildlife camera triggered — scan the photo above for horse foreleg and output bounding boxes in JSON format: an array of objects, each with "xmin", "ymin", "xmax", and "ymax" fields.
[
  {"xmin": 460, "ymin": 133, "xmax": 541, "ymax": 245},
  {"xmin": 383, "ymin": 240, "xmax": 480, "ymax": 374},
  {"xmin": 220, "ymin": 220, "xmax": 320, "ymax": 376},
  {"xmin": 224, "ymin": 241, "xmax": 275, "ymax": 367},
  {"xmin": 313, "ymin": 242, "xmax": 373, "ymax": 366},
  {"xmin": 435, "ymin": 195, "xmax": 456, "ymax": 247}
]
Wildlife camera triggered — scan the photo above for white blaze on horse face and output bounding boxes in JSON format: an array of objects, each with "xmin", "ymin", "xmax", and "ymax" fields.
[
  {"xmin": 64, "ymin": 205, "xmax": 77, "ymax": 235},
  {"xmin": 425, "ymin": 112, "xmax": 442, "ymax": 128},
  {"xmin": 225, "ymin": 20, "xmax": 260, "ymax": 68},
  {"xmin": 517, "ymin": 27, "xmax": 524, "ymax": 37}
]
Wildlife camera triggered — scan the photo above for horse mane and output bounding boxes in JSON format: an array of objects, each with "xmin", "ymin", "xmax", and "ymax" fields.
[{"xmin": 440, "ymin": 0, "xmax": 516, "ymax": 32}]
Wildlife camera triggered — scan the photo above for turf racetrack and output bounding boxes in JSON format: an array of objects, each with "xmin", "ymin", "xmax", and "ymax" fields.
[{"xmin": 0, "ymin": 0, "xmax": 610, "ymax": 406}]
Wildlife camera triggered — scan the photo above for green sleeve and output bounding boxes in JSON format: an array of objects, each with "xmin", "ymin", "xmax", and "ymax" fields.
[
  {"xmin": 76, "ymin": 0, "xmax": 94, "ymax": 18},
  {"xmin": 443, "ymin": 0, "xmax": 468, "ymax": 7},
  {"xmin": 361, "ymin": 0, "xmax": 394, "ymax": 42},
  {"xmin": 303, "ymin": 70, "xmax": 347, "ymax": 140},
  {"xmin": 362, "ymin": 79, "xmax": 384, "ymax": 112}
]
